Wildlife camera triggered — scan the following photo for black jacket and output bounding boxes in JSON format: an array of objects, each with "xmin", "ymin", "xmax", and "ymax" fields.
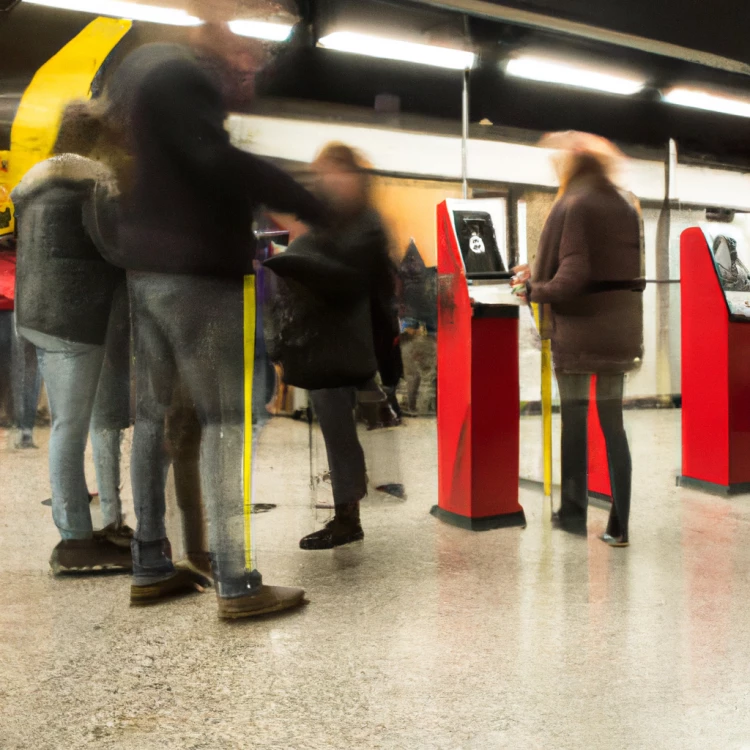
[
  {"xmin": 264, "ymin": 209, "xmax": 402, "ymax": 389},
  {"xmin": 12, "ymin": 155, "xmax": 124, "ymax": 345},
  {"xmin": 108, "ymin": 44, "xmax": 325, "ymax": 277}
]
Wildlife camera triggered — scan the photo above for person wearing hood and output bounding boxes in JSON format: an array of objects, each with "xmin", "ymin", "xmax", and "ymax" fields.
[
  {"xmin": 512, "ymin": 132, "xmax": 644, "ymax": 547},
  {"xmin": 101, "ymin": 20, "xmax": 327, "ymax": 618},
  {"xmin": 12, "ymin": 102, "xmax": 133, "ymax": 573}
]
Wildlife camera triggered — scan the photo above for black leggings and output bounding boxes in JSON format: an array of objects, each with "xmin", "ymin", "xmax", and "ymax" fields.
[{"xmin": 557, "ymin": 373, "xmax": 632, "ymax": 538}]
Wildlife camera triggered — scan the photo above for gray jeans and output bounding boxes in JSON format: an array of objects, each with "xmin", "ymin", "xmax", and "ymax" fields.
[
  {"xmin": 19, "ymin": 327, "xmax": 125, "ymax": 539},
  {"xmin": 128, "ymin": 272, "xmax": 267, "ymax": 598}
]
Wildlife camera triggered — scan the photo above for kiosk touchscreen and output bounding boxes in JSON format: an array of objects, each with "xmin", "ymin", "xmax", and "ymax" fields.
[{"xmin": 433, "ymin": 198, "xmax": 525, "ymax": 530}]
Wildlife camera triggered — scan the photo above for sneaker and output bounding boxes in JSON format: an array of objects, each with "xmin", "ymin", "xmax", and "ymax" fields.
[
  {"xmin": 95, "ymin": 523, "xmax": 135, "ymax": 548},
  {"xmin": 130, "ymin": 563, "xmax": 212, "ymax": 606},
  {"xmin": 49, "ymin": 537, "xmax": 132, "ymax": 575},
  {"xmin": 217, "ymin": 585, "xmax": 306, "ymax": 620},
  {"xmin": 600, "ymin": 533, "xmax": 630, "ymax": 548},
  {"xmin": 300, "ymin": 517, "xmax": 364, "ymax": 550}
]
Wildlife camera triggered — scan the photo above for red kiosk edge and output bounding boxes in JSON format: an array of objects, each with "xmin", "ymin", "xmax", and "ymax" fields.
[
  {"xmin": 432, "ymin": 201, "xmax": 526, "ymax": 530},
  {"xmin": 679, "ymin": 227, "xmax": 750, "ymax": 495}
]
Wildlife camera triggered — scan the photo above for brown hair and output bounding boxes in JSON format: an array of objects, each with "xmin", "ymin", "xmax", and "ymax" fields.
[
  {"xmin": 53, "ymin": 98, "xmax": 132, "ymax": 190},
  {"xmin": 312, "ymin": 142, "xmax": 373, "ymax": 210}
]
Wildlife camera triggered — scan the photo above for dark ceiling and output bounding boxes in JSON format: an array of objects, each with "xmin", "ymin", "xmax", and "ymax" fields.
[
  {"xmin": 2, "ymin": 1, "xmax": 750, "ymax": 167},
  {"xmin": 474, "ymin": 0, "xmax": 750, "ymax": 65}
]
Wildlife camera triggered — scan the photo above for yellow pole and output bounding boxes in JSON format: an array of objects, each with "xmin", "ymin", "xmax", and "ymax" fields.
[
  {"xmin": 5, "ymin": 18, "xmax": 131, "ymax": 234},
  {"xmin": 533, "ymin": 303, "xmax": 553, "ymax": 498},
  {"xmin": 243, "ymin": 276, "xmax": 257, "ymax": 571}
]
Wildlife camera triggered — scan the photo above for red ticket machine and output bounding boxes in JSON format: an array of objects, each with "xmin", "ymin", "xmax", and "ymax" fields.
[
  {"xmin": 432, "ymin": 199, "xmax": 526, "ymax": 530},
  {"xmin": 679, "ymin": 226, "xmax": 750, "ymax": 495}
]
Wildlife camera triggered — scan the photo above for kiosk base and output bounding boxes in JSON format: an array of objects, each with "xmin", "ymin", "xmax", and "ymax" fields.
[
  {"xmin": 677, "ymin": 476, "xmax": 750, "ymax": 497},
  {"xmin": 430, "ymin": 505, "xmax": 527, "ymax": 531}
]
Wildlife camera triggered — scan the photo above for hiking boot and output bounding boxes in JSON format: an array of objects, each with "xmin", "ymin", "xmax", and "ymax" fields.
[
  {"xmin": 130, "ymin": 563, "xmax": 212, "ymax": 606},
  {"xmin": 217, "ymin": 585, "xmax": 306, "ymax": 620},
  {"xmin": 49, "ymin": 537, "xmax": 133, "ymax": 576},
  {"xmin": 300, "ymin": 516, "xmax": 364, "ymax": 550},
  {"xmin": 95, "ymin": 522, "xmax": 135, "ymax": 548}
]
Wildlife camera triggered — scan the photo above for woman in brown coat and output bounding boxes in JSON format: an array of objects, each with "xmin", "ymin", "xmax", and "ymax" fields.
[{"xmin": 514, "ymin": 133, "xmax": 644, "ymax": 546}]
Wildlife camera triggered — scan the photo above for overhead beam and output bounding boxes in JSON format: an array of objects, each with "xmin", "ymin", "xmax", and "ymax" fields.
[{"xmin": 408, "ymin": 0, "xmax": 750, "ymax": 77}]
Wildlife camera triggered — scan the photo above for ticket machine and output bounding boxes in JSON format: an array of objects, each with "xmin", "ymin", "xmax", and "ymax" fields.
[
  {"xmin": 679, "ymin": 225, "xmax": 750, "ymax": 495},
  {"xmin": 432, "ymin": 199, "xmax": 526, "ymax": 530}
]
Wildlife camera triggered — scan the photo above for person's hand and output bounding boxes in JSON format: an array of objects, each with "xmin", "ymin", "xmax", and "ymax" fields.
[
  {"xmin": 511, "ymin": 264, "xmax": 530, "ymax": 300},
  {"xmin": 512, "ymin": 264, "xmax": 531, "ymax": 284}
]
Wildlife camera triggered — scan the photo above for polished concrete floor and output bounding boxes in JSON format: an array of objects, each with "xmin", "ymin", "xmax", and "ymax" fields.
[{"xmin": 3, "ymin": 410, "xmax": 750, "ymax": 749}]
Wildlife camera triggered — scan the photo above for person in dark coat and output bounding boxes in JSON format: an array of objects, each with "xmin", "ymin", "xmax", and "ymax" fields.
[
  {"xmin": 267, "ymin": 142, "xmax": 401, "ymax": 550},
  {"xmin": 102, "ymin": 24, "xmax": 326, "ymax": 617},
  {"xmin": 12, "ymin": 102, "xmax": 133, "ymax": 574},
  {"xmin": 513, "ymin": 132, "xmax": 644, "ymax": 546}
]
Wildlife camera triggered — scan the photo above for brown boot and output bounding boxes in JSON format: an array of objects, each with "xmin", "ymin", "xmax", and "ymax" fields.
[
  {"xmin": 217, "ymin": 585, "xmax": 306, "ymax": 620},
  {"xmin": 49, "ymin": 537, "xmax": 132, "ymax": 576},
  {"xmin": 130, "ymin": 562, "xmax": 212, "ymax": 606}
]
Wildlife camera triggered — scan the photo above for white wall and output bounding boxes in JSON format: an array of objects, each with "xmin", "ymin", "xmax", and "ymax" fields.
[{"xmin": 230, "ymin": 113, "xmax": 750, "ymax": 401}]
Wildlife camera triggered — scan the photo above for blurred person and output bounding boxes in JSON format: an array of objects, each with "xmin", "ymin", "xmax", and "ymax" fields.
[
  {"xmin": 101, "ymin": 21, "xmax": 326, "ymax": 617},
  {"xmin": 0, "ymin": 240, "xmax": 42, "ymax": 448},
  {"xmin": 267, "ymin": 143, "xmax": 403, "ymax": 549},
  {"xmin": 12, "ymin": 101, "xmax": 133, "ymax": 573},
  {"xmin": 512, "ymin": 132, "xmax": 644, "ymax": 547}
]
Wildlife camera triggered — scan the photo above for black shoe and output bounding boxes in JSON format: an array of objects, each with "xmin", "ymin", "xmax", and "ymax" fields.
[
  {"xmin": 551, "ymin": 511, "xmax": 587, "ymax": 537},
  {"xmin": 49, "ymin": 537, "xmax": 133, "ymax": 575},
  {"xmin": 376, "ymin": 483, "xmax": 407, "ymax": 500},
  {"xmin": 300, "ymin": 517, "xmax": 364, "ymax": 550},
  {"xmin": 15, "ymin": 433, "xmax": 38, "ymax": 450}
]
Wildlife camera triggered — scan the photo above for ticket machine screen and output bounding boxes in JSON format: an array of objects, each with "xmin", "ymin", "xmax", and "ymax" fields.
[{"xmin": 453, "ymin": 210, "xmax": 507, "ymax": 277}]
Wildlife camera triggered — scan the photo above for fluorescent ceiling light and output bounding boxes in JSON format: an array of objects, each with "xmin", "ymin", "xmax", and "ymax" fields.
[
  {"xmin": 318, "ymin": 31, "xmax": 475, "ymax": 71},
  {"xmin": 24, "ymin": 0, "xmax": 201, "ymax": 25},
  {"xmin": 663, "ymin": 87, "xmax": 750, "ymax": 118},
  {"xmin": 229, "ymin": 20, "xmax": 292, "ymax": 42},
  {"xmin": 506, "ymin": 55, "xmax": 645, "ymax": 96}
]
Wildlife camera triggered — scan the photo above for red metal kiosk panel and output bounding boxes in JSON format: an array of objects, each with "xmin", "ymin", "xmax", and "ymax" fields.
[
  {"xmin": 680, "ymin": 227, "xmax": 730, "ymax": 490},
  {"xmin": 587, "ymin": 376, "xmax": 613, "ymax": 500},
  {"xmin": 436, "ymin": 204, "xmax": 473, "ymax": 517},
  {"xmin": 433, "ymin": 200, "xmax": 525, "ymax": 530},
  {"xmin": 679, "ymin": 226, "xmax": 750, "ymax": 494},
  {"xmin": 728, "ymin": 323, "xmax": 750, "ymax": 485}
]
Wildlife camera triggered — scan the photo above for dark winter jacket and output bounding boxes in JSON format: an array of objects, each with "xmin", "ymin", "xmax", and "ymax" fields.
[
  {"xmin": 264, "ymin": 209, "xmax": 401, "ymax": 389},
  {"xmin": 107, "ymin": 43, "xmax": 326, "ymax": 277},
  {"xmin": 529, "ymin": 174, "xmax": 644, "ymax": 374},
  {"xmin": 12, "ymin": 155, "xmax": 124, "ymax": 345}
]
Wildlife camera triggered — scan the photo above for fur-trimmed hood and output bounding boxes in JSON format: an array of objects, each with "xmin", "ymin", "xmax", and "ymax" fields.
[{"xmin": 11, "ymin": 154, "xmax": 116, "ymax": 206}]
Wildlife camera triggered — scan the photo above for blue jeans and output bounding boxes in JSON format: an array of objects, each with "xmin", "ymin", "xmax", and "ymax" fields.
[
  {"xmin": 128, "ymin": 273, "xmax": 268, "ymax": 597},
  {"xmin": 0, "ymin": 311, "xmax": 42, "ymax": 435},
  {"xmin": 19, "ymin": 327, "xmax": 124, "ymax": 540}
]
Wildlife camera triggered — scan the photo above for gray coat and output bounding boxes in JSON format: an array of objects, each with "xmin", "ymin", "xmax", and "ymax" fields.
[
  {"xmin": 529, "ymin": 174, "xmax": 644, "ymax": 374},
  {"xmin": 12, "ymin": 155, "xmax": 124, "ymax": 345}
]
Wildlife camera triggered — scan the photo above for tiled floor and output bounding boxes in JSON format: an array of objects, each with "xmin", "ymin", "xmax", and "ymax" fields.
[{"xmin": 3, "ymin": 410, "xmax": 750, "ymax": 749}]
